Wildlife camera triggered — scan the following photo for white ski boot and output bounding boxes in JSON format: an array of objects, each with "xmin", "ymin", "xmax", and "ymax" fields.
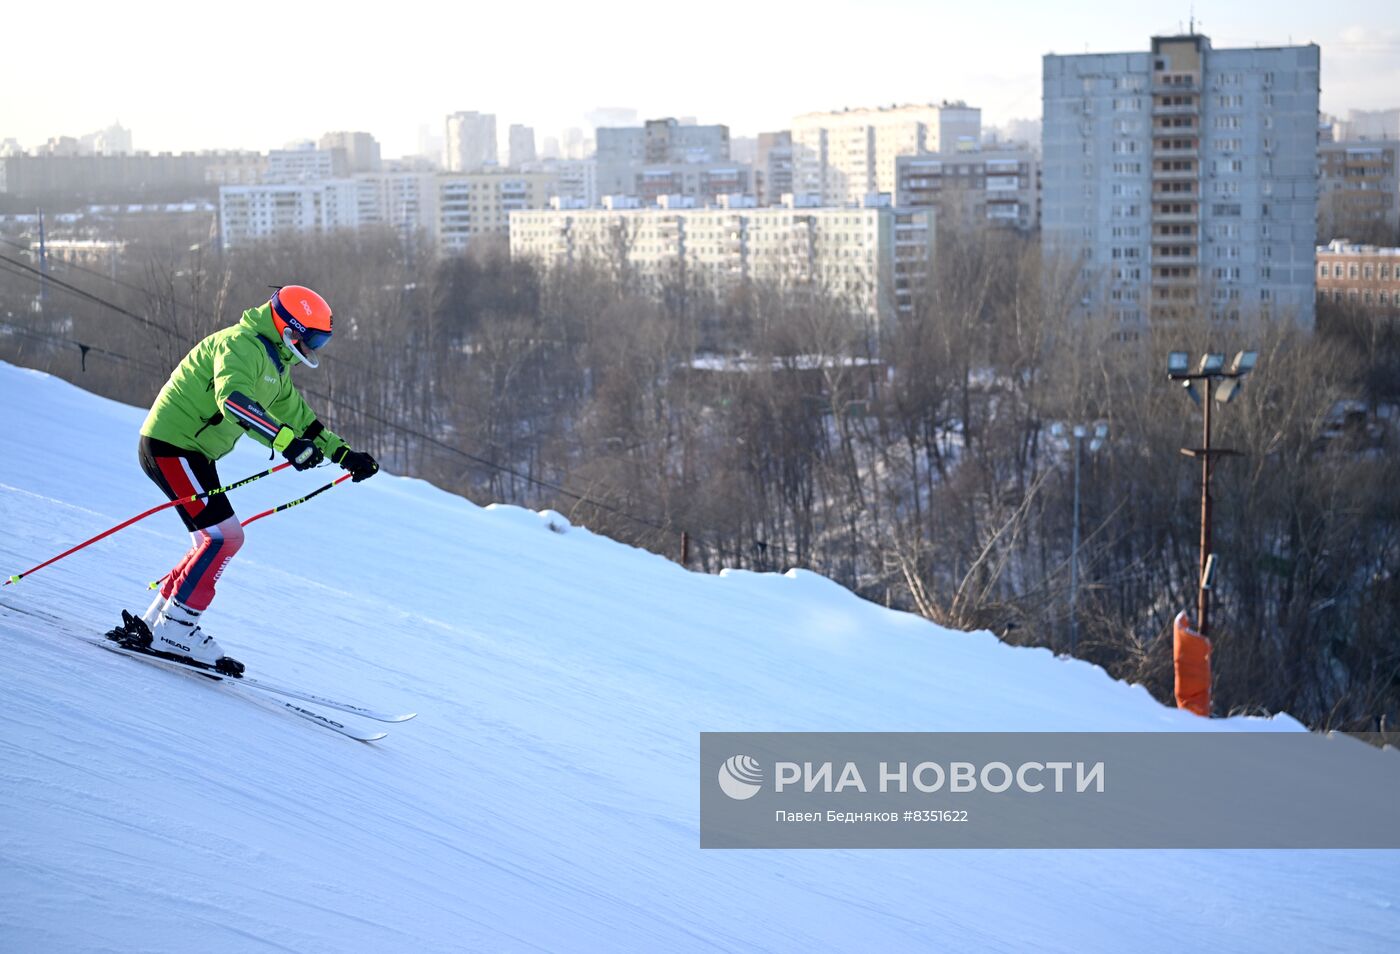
[{"xmin": 148, "ymin": 598, "xmax": 244, "ymax": 676}]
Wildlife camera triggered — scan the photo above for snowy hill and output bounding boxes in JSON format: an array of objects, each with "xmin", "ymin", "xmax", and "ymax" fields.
[{"xmin": 1, "ymin": 360, "xmax": 1396, "ymax": 952}]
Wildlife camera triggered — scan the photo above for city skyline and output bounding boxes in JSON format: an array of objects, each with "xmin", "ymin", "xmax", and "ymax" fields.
[{"xmin": 5, "ymin": 0, "xmax": 1398, "ymax": 160}]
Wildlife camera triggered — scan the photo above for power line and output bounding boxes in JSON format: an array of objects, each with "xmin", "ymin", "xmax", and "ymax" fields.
[
  {"xmin": 0, "ymin": 253, "xmax": 175, "ymax": 334},
  {"xmin": 0, "ymin": 234, "xmax": 176, "ymax": 302}
]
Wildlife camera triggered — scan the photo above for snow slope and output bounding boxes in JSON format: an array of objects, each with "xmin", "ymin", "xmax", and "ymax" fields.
[{"xmin": 0, "ymin": 360, "xmax": 1396, "ymax": 953}]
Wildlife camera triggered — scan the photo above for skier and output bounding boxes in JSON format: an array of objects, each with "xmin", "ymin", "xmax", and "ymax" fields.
[{"xmin": 108, "ymin": 285, "xmax": 379, "ymax": 675}]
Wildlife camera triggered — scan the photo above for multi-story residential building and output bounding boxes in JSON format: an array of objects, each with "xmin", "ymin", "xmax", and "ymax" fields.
[
  {"xmin": 218, "ymin": 179, "xmax": 363, "ymax": 247},
  {"xmin": 80, "ymin": 123, "xmax": 132, "ymax": 156},
  {"xmin": 445, "ymin": 111, "xmax": 498, "ymax": 171},
  {"xmin": 203, "ymin": 153, "xmax": 268, "ymax": 186},
  {"xmin": 1043, "ymin": 33, "xmax": 1320, "ymax": 337},
  {"xmin": 1318, "ymin": 140, "xmax": 1399, "ymax": 245},
  {"xmin": 1330, "ymin": 108, "xmax": 1400, "ymax": 143},
  {"xmin": 791, "ymin": 102, "xmax": 981, "ymax": 206},
  {"xmin": 220, "ymin": 169, "xmax": 556, "ymax": 252},
  {"xmin": 265, "ymin": 144, "xmax": 348, "ymax": 183},
  {"xmin": 521, "ymin": 158, "xmax": 598, "ymax": 207},
  {"xmin": 318, "ymin": 132, "xmax": 382, "ymax": 173},
  {"xmin": 595, "ymin": 117, "xmax": 731, "ymax": 198},
  {"xmin": 643, "ymin": 118, "xmax": 728, "ymax": 164},
  {"xmin": 437, "ymin": 170, "xmax": 558, "ymax": 254},
  {"xmin": 508, "ymin": 125, "xmax": 537, "ymax": 167},
  {"xmin": 633, "ymin": 163, "xmax": 750, "ymax": 205},
  {"xmin": 896, "ymin": 147, "xmax": 1040, "ymax": 232},
  {"xmin": 755, "ymin": 132, "xmax": 794, "ymax": 206},
  {"xmin": 355, "ymin": 171, "xmax": 439, "ymax": 240},
  {"xmin": 1315, "ymin": 240, "xmax": 1400, "ymax": 316},
  {"xmin": 1, "ymin": 151, "xmax": 263, "ymax": 201},
  {"xmin": 509, "ymin": 197, "xmax": 935, "ymax": 329}
]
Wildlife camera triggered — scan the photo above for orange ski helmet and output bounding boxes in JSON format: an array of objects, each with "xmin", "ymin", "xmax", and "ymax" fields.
[{"xmin": 269, "ymin": 285, "xmax": 333, "ymax": 368}]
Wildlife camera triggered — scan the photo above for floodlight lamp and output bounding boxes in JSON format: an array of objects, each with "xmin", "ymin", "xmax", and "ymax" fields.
[
  {"xmin": 1073, "ymin": 425, "xmax": 1087, "ymax": 439},
  {"xmin": 1202, "ymin": 554, "xmax": 1218, "ymax": 591},
  {"xmin": 1050, "ymin": 423, "xmax": 1065, "ymax": 438},
  {"xmin": 1232, "ymin": 350, "xmax": 1258, "ymax": 375},
  {"xmin": 1200, "ymin": 352, "xmax": 1226, "ymax": 374},
  {"xmin": 1215, "ymin": 378, "xmax": 1242, "ymax": 403},
  {"xmin": 1168, "ymin": 351, "xmax": 1190, "ymax": 375},
  {"xmin": 1094, "ymin": 423, "xmax": 1109, "ymax": 440}
]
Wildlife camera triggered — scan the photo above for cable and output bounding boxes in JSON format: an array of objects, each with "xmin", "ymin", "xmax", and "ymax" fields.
[{"xmin": 0, "ymin": 253, "xmax": 176, "ymax": 334}]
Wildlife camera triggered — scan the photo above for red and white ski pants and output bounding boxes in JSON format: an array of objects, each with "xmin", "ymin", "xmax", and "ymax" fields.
[{"xmin": 138, "ymin": 436, "xmax": 245, "ymax": 612}]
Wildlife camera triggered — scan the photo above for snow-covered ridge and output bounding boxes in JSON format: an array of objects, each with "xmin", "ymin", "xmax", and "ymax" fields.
[{"xmin": 0, "ymin": 361, "xmax": 1395, "ymax": 952}]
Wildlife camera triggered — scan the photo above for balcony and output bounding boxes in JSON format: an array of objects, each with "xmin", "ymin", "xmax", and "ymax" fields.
[
  {"xmin": 1152, "ymin": 74, "xmax": 1199, "ymax": 94},
  {"xmin": 1152, "ymin": 183, "xmax": 1199, "ymax": 200},
  {"xmin": 1152, "ymin": 102, "xmax": 1200, "ymax": 117},
  {"xmin": 1152, "ymin": 250, "xmax": 1199, "ymax": 265},
  {"xmin": 1152, "ymin": 166, "xmax": 1198, "ymax": 181},
  {"xmin": 1153, "ymin": 123, "xmax": 1198, "ymax": 139},
  {"xmin": 1153, "ymin": 143, "xmax": 1199, "ymax": 159},
  {"xmin": 1153, "ymin": 206, "xmax": 1199, "ymax": 223}
]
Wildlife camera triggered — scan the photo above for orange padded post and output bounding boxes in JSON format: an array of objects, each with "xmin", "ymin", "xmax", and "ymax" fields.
[{"xmin": 1173, "ymin": 611, "xmax": 1212, "ymax": 717}]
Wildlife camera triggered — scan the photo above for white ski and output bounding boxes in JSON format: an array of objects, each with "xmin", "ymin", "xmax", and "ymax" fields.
[{"xmin": 97, "ymin": 639, "xmax": 390, "ymax": 742}]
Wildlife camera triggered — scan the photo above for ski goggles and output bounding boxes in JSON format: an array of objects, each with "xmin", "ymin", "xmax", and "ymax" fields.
[{"xmin": 271, "ymin": 299, "xmax": 333, "ymax": 351}]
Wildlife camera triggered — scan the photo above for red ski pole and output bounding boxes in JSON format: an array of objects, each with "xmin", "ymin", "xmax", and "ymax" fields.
[
  {"xmin": 4, "ymin": 462, "xmax": 294, "ymax": 586},
  {"xmin": 145, "ymin": 472, "xmax": 353, "ymax": 591}
]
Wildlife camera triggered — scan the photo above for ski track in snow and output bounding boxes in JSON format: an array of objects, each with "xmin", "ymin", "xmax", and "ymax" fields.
[{"xmin": 0, "ymin": 361, "xmax": 1397, "ymax": 953}]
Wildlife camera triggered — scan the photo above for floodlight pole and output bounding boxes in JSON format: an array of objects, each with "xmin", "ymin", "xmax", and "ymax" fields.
[
  {"xmin": 1169, "ymin": 351, "xmax": 1254, "ymax": 641},
  {"xmin": 1071, "ymin": 434, "xmax": 1082, "ymax": 653},
  {"xmin": 1198, "ymin": 395, "xmax": 1213, "ymax": 637}
]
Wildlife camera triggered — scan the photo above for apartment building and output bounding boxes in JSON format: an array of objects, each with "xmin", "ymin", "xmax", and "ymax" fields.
[
  {"xmin": 792, "ymin": 102, "xmax": 981, "ymax": 206},
  {"xmin": 446, "ymin": 112, "xmax": 498, "ymax": 171},
  {"xmin": 265, "ymin": 144, "xmax": 351, "ymax": 183},
  {"xmin": 220, "ymin": 169, "xmax": 554, "ymax": 251},
  {"xmin": 1316, "ymin": 240, "xmax": 1400, "ymax": 315},
  {"xmin": 1043, "ymin": 33, "xmax": 1319, "ymax": 336},
  {"xmin": 595, "ymin": 117, "xmax": 732, "ymax": 198},
  {"xmin": 508, "ymin": 125, "xmax": 537, "ymax": 167},
  {"xmin": 319, "ymin": 132, "xmax": 383, "ymax": 174},
  {"xmin": 218, "ymin": 180, "xmax": 364, "ymax": 246},
  {"xmin": 509, "ymin": 197, "xmax": 935, "ymax": 329},
  {"xmin": 1318, "ymin": 140, "xmax": 1399, "ymax": 245},
  {"xmin": 895, "ymin": 147, "xmax": 1039, "ymax": 232},
  {"xmin": 437, "ymin": 171, "xmax": 558, "ymax": 254},
  {"xmin": 755, "ymin": 132, "xmax": 794, "ymax": 206},
  {"xmin": 0, "ymin": 151, "xmax": 263, "ymax": 201}
]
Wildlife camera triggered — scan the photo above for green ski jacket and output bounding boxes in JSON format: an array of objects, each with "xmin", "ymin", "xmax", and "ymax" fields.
[{"xmin": 141, "ymin": 304, "xmax": 348, "ymax": 462}]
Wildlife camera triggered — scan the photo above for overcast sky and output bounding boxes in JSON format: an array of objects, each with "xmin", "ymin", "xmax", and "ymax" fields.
[{"xmin": 4, "ymin": 0, "xmax": 1397, "ymax": 158}]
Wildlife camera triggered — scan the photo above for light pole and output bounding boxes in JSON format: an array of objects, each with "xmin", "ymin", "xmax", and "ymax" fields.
[
  {"xmin": 1166, "ymin": 349, "xmax": 1258, "ymax": 639},
  {"xmin": 1072, "ymin": 423, "xmax": 1108, "ymax": 654},
  {"xmin": 1053, "ymin": 421, "xmax": 1108, "ymax": 654}
]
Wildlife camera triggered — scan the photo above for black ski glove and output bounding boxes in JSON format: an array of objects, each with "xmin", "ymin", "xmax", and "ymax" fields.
[
  {"xmin": 333, "ymin": 446, "xmax": 379, "ymax": 482},
  {"xmin": 274, "ymin": 426, "xmax": 324, "ymax": 471}
]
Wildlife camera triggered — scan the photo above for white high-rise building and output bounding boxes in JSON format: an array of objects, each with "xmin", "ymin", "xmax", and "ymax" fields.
[
  {"xmin": 1043, "ymin": 33, "xmax": 1320, "ymax": 335},
  {"xmin": 508, "ymin": 125, "xmax": 537, "ymax": 167},
  {"xmin": 792, "ymin": 102, "xmax": 981, "ymax": 206},
  {"xmin": 219, "ymin": 180, "xmax": 362, "ymax": 247},
  {"xmin": 446, "ymin": 112, "xmax": 498, "ymax": 171}
]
